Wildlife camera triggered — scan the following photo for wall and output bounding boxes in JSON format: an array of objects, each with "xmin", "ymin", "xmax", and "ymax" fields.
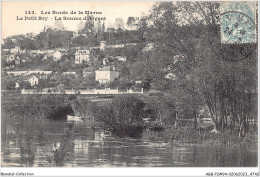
[
  {"xmin": 95, "ymin": 71, "xmax": 110, "ymax": 83},
  {"xmin": 110, "ymin": 71, "xmax": 119, "ymax": 82},
  {"xmin": 21, "ymin": 88, "xmax": 144, "ymax": 95}
]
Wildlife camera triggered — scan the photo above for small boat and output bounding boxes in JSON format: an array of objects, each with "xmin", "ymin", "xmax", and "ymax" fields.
[{"xmin": 67, "ymin": 115, "xmax": 84, "ymax": 121}]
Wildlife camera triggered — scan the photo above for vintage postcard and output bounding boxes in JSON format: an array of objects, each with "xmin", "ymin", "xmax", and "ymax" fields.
[{"xmin": 1, "ymin": 1, "xmax": 259, "ymax": 176}]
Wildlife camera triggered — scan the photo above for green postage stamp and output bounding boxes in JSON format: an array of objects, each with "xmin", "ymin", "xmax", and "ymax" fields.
[{"xmin": 220, "ymin": 2, "xmax": 257, "ymax": 44}]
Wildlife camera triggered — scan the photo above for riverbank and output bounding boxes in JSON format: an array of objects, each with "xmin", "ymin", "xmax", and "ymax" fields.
[
  {"xmin": 142, "ymin": 126, "xmax": 258, "ymax": 150},
  {"xmin": 2, "ymin": 92, "xmax": 258, "ymax": 151}
]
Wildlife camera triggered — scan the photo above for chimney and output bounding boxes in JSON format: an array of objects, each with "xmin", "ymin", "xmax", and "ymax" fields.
[{"xmin": 112, "ymin": 65, "xmax": 116, "ymax": 71}]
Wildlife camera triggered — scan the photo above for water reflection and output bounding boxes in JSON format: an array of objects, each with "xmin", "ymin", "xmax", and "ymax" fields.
[{"xmin": 1, "ymin": 119, "xmax": 257, "ymax": 167}]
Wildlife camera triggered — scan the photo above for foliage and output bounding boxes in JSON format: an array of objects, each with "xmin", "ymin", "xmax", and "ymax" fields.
[
  {"xmin": 4, "ymin": 95, "xmax": 74, "ymax": 120},
  {"xmin": 120, "ymin": 65, "xmax": 130, "ymax": 78},
  {"xmin": 93, "ymin": 95, "xmax": 145, "ymax": 137},
  {"xmin": 139, "ymin": 2, "xmax": 257, "ymax": 137}
]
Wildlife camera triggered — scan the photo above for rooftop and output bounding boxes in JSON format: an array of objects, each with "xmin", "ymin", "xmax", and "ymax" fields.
[{"xmin": 96, "ymin": 66, "xmax": 116, "ymax": 71}]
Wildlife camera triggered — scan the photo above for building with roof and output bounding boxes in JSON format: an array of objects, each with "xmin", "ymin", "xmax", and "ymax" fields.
[
  {"xmin": 6, "ymin": 54, "xmax": 15, "ymax": 63},
  {"xmin": 27, "ymin": 75, "xmax": 39, "ymax": 87},
  {"xmin": 10, "ymin": 46, "xmax": 21, "ymax": 54},
  {"xmin": 95, "ymin": 66, "xmax": 119, "ymax": 84},
  {"xmin": 75, "ymin": 49, "xmax": 91, "ymax": 64},
  {"xmin": 100, "ymin": 41, "xmax": 107, "ymax": 51},
  {"xmin": 53, "ymin": 51, "xmax": 62, "ymax": 61}
]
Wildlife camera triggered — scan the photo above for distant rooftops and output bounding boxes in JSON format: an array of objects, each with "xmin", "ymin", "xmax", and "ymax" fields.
[{"xmin": 96, "ymin": 66, "xmax": 117, "ymax": 71}]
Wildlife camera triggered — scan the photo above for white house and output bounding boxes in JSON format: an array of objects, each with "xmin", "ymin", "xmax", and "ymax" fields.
[
  {"xmin": 100, "ymin": 41, "xmax": 107, "ymax": 51},
  {"xmin": 15, "ymin": 82, "xmax": 20, "ymax": 89},
  {"xmin": 27, "ymin": 76, "xmax": 39, "ymax": 87},
  {"xmin": 10, "ymin": 46, "xmax": 21, "ymax": 54},
  {"xmin": 102, "ymin": 58, "xmax": 109, "ymax": 65},
  {"xmin": 3, "ymin": 49, "xmax": 11, "ymax": 52},
  {"xmin": 95, "ymin": 66, "xmax": 119, "ymax": 84},
  {"xmin": 53, "ymin": 51, "xmax": 62, "ymax": 61},
  {"xmin": 6, "ymin": 54, "xmax": 15, "ymax": 63},
  {"xmin": 75, "ymin": 50, "xmax": 91, "ymax": 64}
]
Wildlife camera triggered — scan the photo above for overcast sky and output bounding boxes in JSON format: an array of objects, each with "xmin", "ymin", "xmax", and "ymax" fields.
[{"xmin": 2, "ymin": 1, "xmax": 155, "ymax": 39}]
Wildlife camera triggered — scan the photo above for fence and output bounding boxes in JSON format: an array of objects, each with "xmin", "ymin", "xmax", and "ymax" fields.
[{"xmin": 21, "ymin": 88, "xmax": 143, "ymax": 95}]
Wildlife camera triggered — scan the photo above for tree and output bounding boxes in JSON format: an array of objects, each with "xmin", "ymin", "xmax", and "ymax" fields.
[
  {"xmin": 77, "ymin": 20, "xmax": 85, "ymax": 32},
  {"xmin": 127, "ymin": 17, "xmax": 136, "ymax": 30},
  {"xmin": 114, "ymin": 18, "xmax": 125, "ymax": 30},
  {"xmin": 120, "ymin": 65, "xmax": 130, "ymax": 78},
  {"xmin": 81, "ymin": 16, "xmax": 95, "ymax": 36},
  {"xmin": 142, "ymin": 2, "xmax": 257, "ymax": 134},
  {"xmin": 2, "ymin": 77, "xmax": 16, "ymax": 90},
  {"xmin": 54, "ymin": 21, "xmax": 65, "ymax": 30},
  {"xmin": 94, "ymin": 95, "xmax": 145, "ymax": 137},
  {"xmin": 2, "ymin": 39, "xmax": 15, "ymax": 49}
]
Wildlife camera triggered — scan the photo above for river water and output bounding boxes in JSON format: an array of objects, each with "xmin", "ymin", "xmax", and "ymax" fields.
[{"xmin": 1, "ymin": 118, "xmax": 257, "ymax": 167}]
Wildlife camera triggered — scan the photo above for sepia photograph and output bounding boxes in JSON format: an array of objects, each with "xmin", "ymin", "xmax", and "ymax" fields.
[{"xmin": 1, "ymin": 1, "xmax": 259, "ymax": 176}]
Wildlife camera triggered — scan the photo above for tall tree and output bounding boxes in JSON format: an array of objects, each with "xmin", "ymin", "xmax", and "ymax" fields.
[{"xmin": 141, "ymin": 2, "xmax": 257, "ymax": 134}]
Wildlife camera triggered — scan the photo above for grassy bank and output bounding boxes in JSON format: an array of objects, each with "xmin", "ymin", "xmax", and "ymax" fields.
[{"xmin": 142, "ymin": 125, "xmax": 258, "ymax": 150}]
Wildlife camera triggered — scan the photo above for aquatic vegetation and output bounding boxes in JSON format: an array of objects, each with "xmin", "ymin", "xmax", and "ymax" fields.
[{"xmin": 143, "ymin": 126, "xmax": 258, "ymax": 150}]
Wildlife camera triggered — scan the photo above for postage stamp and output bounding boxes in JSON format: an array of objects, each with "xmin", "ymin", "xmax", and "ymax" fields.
[{"xmin": 220, "ymin": 2, "xmax": 257, "ymax": 44}]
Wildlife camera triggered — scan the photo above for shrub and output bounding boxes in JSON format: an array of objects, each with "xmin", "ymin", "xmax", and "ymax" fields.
[{"xmin": 93, "ymin": 95, "xmax": 145, "ymax": 138}]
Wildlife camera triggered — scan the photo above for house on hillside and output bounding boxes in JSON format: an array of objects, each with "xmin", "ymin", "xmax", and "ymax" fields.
[
  {"xmin": 53, "ymin": 51, "xmax": 62, "ymax": 61},
  {"xmin": 6, "ymin": 54, "xmax": 15, "ymax": 63},
  {"xmin": 102, "ymin": 58, "xmax": 109, "ymax": 65},
  {"xmin": 3, "ymin": 49, "xmax": 11, "ymax": 52},
  {"xmin": 15, "ymin": 55, "xmax": 21, "ymax": 65},
  {"xmin": 75, "ymin": 49, "xmax": 91, "ymax": 64},
  {"xmin": 100, "ymin": 41, "xmax": 107, "ymax": 51},
  {"xmin": 95, "ymin": 66, "xmax": 119, "ymax": 84},
  {"xmin": 27, "ymin": 75, "xmax": 39, "ymax": 87},
  {"xmin": 15, "ymin": 59, "xmax": 21, "ymax": 65},
  {"xmin": 15, "ymin": 82, "xmax": 20, "ymax": 89},
  {"xmin": 10, "ymin": 46, "xmax": 21, "ymax": 54}
]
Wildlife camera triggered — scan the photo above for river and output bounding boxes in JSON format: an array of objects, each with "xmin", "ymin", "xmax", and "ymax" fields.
[{"xmin": 1, "ymin": 118, "xmax": 257, "ymax": 167}]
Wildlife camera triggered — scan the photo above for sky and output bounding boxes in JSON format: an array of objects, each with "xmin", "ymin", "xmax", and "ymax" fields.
[{"xmin": 1, "ymin": 1, "xmax": 155, "ymax": 39}]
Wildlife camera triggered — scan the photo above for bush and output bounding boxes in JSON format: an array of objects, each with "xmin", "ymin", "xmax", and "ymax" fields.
[{"xmin": 93, "ymin": 95, "xmax": 145, "ymax": 138}]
